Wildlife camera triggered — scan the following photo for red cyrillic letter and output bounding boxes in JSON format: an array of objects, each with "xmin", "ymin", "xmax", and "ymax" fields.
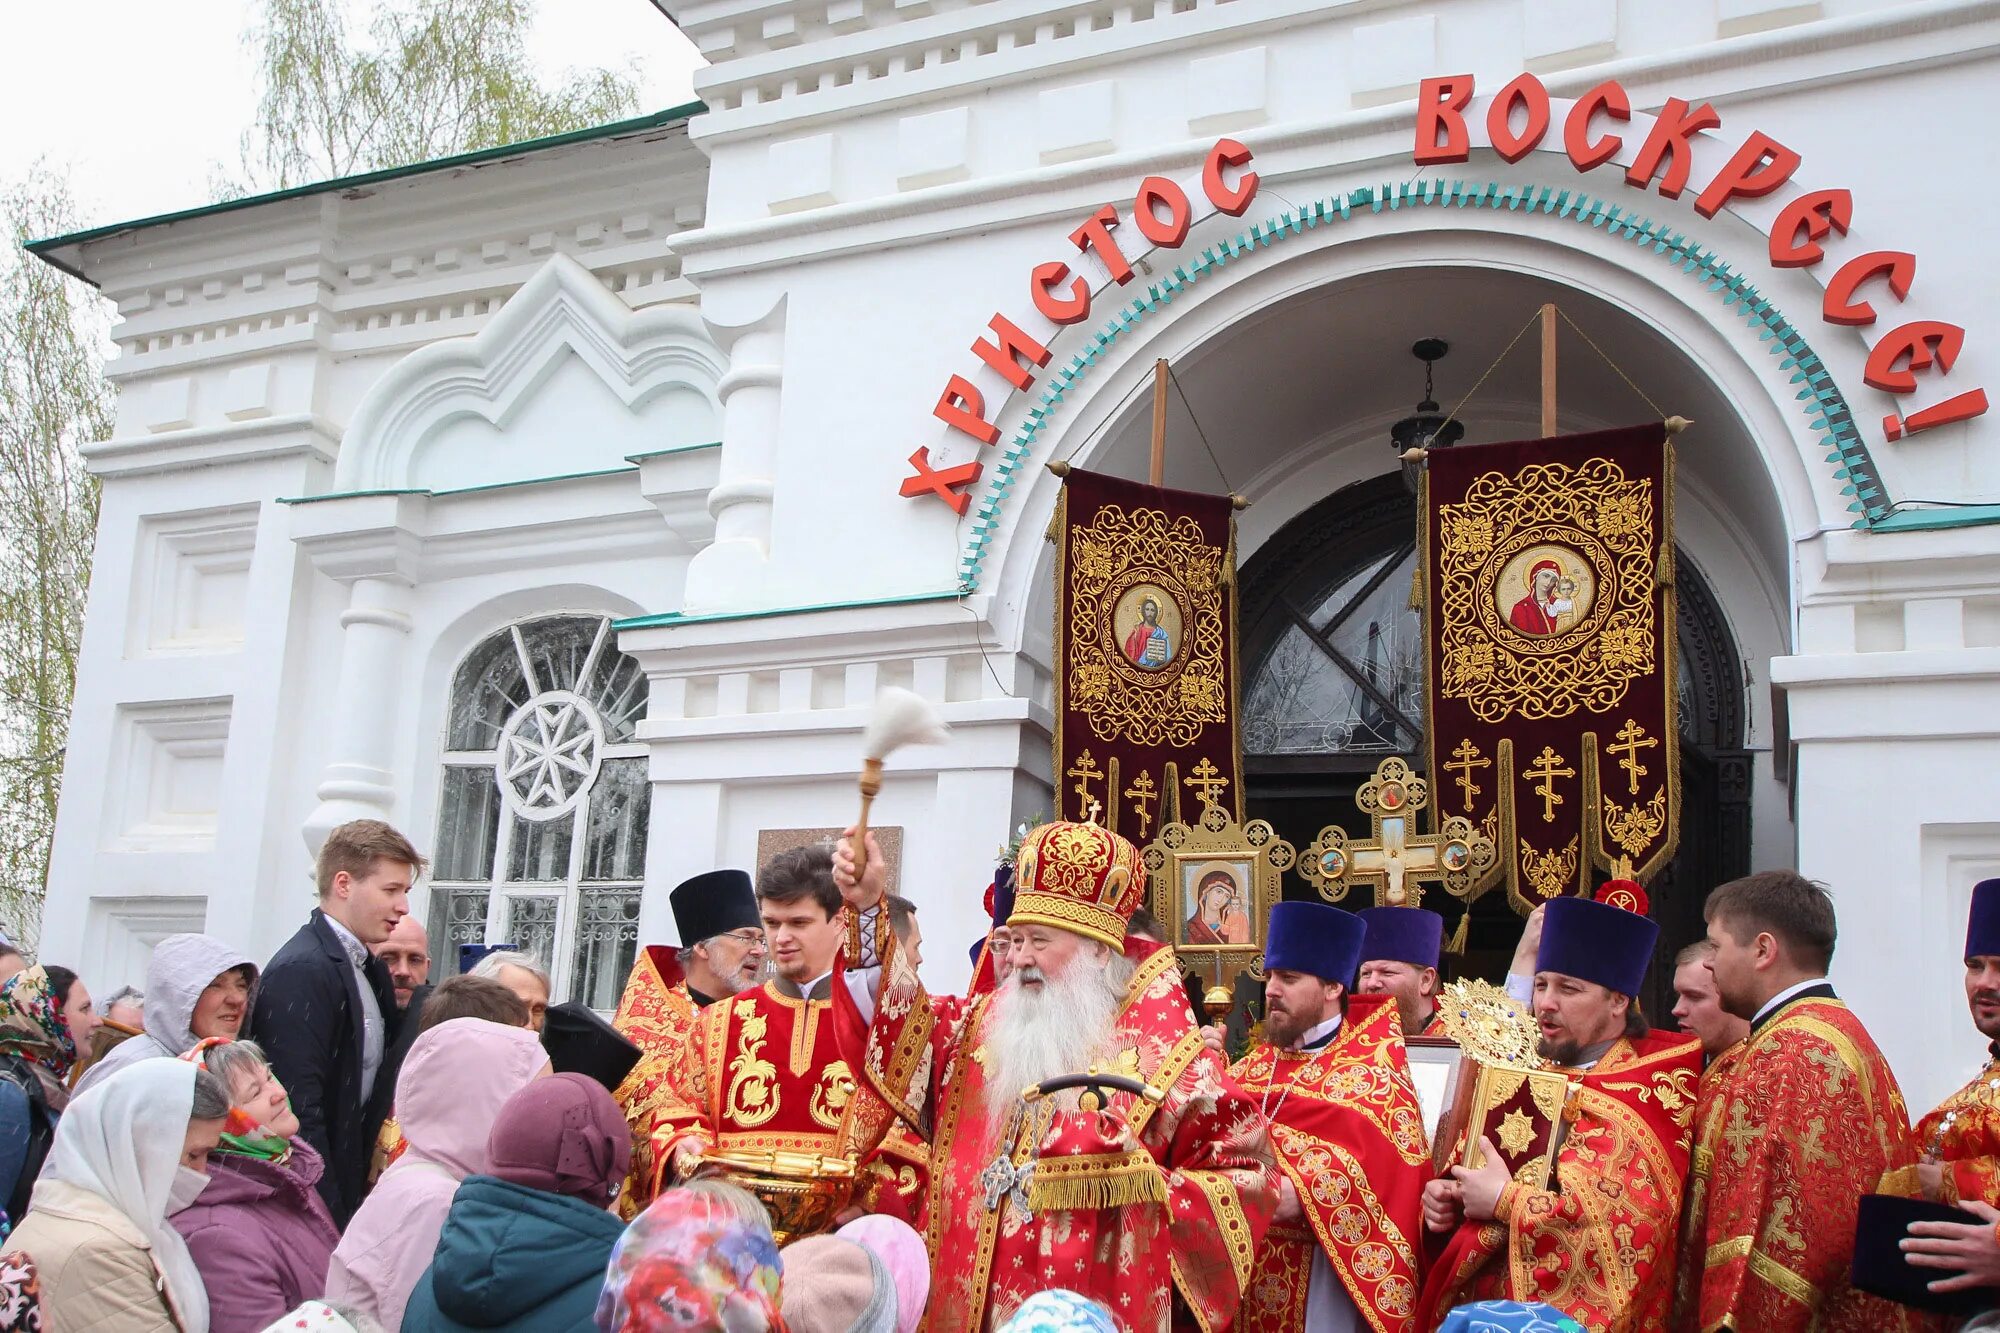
[
  {"xmin": 1414, "ymin": 75, "xmax": 1475, "ymax": 165},
  {"xmin": 1693, "ymin": 131, "xmax": 1801, "ymax": 218},
  {"xmin": 899, "ymin": 448, "xmax": 984, "ymax": 513},
  {"xmin": 1486, "ymin": 73, "xmax": 1551, "ymax": 164},
  {"xmin": 1069, "ymin": 205, "xmax": 1134, "ymax": 284},
  {"xmin": 1624, "ymin": 97, "xmax": 1723, "ymax": 199},
  {"xmin": 934, "ymin": 374, "xmax": 999, "ymax": 445},
  {"xmin": 1864, "ymin": 321, "xmax": 1965, "ymax": 395},
  {"xmin": 1823, "ymin": 251, "xmax": 1916, "ymax": 328},
  {"xmin": 971, "ymin": 314, "xmax": 1053, "ymax": 391},
  {"xmin": 1769, "ymin": 189, "xmax": 1852, "ymax": 268},
  {"xmin": 1202, "ymin": 138, "xmax": 1259, "ymax": 215},
  {"xmin": 1563, "ymin": 80, "xmax": 1629, "ymax": 173},
  {"xmin": 1133, "ymin": 176, "xmax": 1192, "ymax": 248},
  {"xmin": 1884, "ymin": 387, "xmax": 1989, "ymax": 441},
  {"xmin": 1031, "ymin": 261, "xmax": 1091, "ymax": 325}
]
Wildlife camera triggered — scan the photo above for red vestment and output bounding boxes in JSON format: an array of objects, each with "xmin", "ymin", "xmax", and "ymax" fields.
[
  {"xmin": 1672, "ymin": 1040, "xmax": 1745, "ymax": 1329},
  {"xmin": 1416, "ymin": 1029, "xmax": 1702, "ymax": 1333},
  {"xmin": 840, "ymin": 936, "xmax": 1279, "ymax": 1331},
  {"xmin": 1507, "ymin": 596, "xmax": 1557, "ymax": 635},
  {"xmin": 1686, "ymin": 995, "xmax": 1935, "ymax": 1332},
  {"xmin": 611, "ymin": 945, "xmax": 701, "ymax": 1219},
  {"xmin": 1229, "ymin": 995, "xmax": 1431, "ymax": 1333},
  {"xmin": 1882, "ymin": 1048, "xmax": 2000, "ymax": 1206}
]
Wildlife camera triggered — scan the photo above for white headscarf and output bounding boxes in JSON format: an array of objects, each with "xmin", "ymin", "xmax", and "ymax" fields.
[{"xmin": 47, "ymin": 1058, "xmax": 212, "ymax": 1333}]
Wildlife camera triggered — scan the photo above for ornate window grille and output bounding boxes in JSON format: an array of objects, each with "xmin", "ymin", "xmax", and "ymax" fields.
[{"xmin": 428, "ymin": 614, "xmax": 647, "ymax": 1008}]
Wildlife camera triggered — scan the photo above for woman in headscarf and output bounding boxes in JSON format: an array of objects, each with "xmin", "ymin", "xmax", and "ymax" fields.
[
  {"xmin": 73, "ymin": 934, "xmax": 257, "ymax": 1096},
  {"xmin": 324, "ymin": 1016, "xmax": 549, "ymax": 1333},
  {"xmin": 169, "ymin": 1040, "xmax": 340, "ymax": 1333},
  {"xmin": 0, "ymin": 1057, "xmax": 230, "ymax": 1332},
  {"xmin": 597, "ymin": 1180, "xmax": 785, "ymax": 1333},
  {"xmin": 0, "ymin": 966, "xmax": 95, "ymax": 1226},
  {"xmin": 402, "ymin": 1072, "xmax": 630, "ymax": 1333}
]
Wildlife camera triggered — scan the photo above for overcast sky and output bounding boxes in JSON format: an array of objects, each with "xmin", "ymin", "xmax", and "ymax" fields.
[{"xmin": 0, "ymin": 0, "xmax": 704, "ymax": 231}]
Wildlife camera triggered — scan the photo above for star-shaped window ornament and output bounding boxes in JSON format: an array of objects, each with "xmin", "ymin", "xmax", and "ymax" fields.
[{"xmin": 496, "ymin": 689, "xmax": 606, "ymax": 821}]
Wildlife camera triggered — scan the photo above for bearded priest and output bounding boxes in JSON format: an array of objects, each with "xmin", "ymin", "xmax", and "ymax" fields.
[
  {"xmin": 1416, "ymin": 886, "xmax": 1702, "ymax": 1332},
  {"xmin": 831, "ymin": 821, "xmax": 1279, "ymax": 1331},
  {"xmin": 610, "ymin": 868, "xmax": 767, "ymax": 1217},
  {"xmin": 1231, "ymin": 901, "xmax": 1430, "ymax": 1333},
  {"xmin": 1883, "ymin": 878, "xmax": 2000, "ymax": 1208}
]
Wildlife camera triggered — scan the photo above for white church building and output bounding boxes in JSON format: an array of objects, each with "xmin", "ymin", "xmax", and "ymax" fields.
[{"xmin": 29, "ymin": 0, "xmax": 2000, "ymax": 1110}]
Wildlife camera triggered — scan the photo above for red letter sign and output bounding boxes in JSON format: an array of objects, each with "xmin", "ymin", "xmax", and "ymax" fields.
[
  {"xmin": 1202, "ymin": 139, "xmax": 1259, "ymax": 215},
  {"xmin": 934, "ymin": 374, "xmax": 999, "ymax": 445},
  {"xmin": 971, "ymin": 314, "xmax": 1053, "ymax": 391},
  {"xmin": 1823, "ymin": 251, "xmax": 1915, "ymax": 327},
  {"xmin": 1624, "ymin": 97, "xmax": 1723, "ymax": 199},
  {"xmin": 1863, "ymin": 321, "xmax": 1965, "ymax": 394},
  {"xmin": 1693, "ymin": 131, "xmax": 1801, "ymax": 218},
  {"xmin": 899, "ymin": 448, "xmax": 983, "ymax": 513},
  {"xmin": 1133, "ymin": 176, "xmax": 1193, "ymax": 248},
  {"xmin": 1031, "ymin": 261, "xmax": 1091, "ymax": 325},
  {"xmin": 1486, "ymin": 73, "xmax": 1550, "ymax": 164},
  {"xmin": 1768, "ymin": 189, "xmax": 1853, "ymax": 268},
  {"xmin": 1069, "ymin": 205, "xmax": 1135, "ymax": 284},
  {"xmin": 1414, "ymin": 75, "xmax": 1475, "ymax": 165},
  {"xmin": 1564, "ymin": 80, "xmax": 1630, "ymax": 172}
]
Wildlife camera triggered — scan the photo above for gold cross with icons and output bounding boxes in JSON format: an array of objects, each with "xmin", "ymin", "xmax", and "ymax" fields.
[
  {"xmin": 1443, "ymin": 738, "xmax": 1490, "ymax": 806},
  {"xmin": 1522, "ymin": 746, "xmax": 1575, "ymax": 823},
  {"xmin": 1604, "ymin": 720, "xmax": 1658, "ymax": 796},
  {"xmin": 1298, "ymin": 757, "xmax": 1496, "ymax": 908}
]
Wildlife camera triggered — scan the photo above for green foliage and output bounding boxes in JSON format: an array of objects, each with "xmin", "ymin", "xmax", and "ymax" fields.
[
  {"xmin": 239, "ymin": 0, "xmax": 642, "ymax": 190},
  {"xmin": 0, "ymin": 169, "xmax": 110, "ymax": 949}
]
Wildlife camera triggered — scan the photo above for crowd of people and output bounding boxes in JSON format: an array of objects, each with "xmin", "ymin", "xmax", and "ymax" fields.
[{"xmin": 0, "ymin": 811, "xmax": 1997, "ymax": 1332}]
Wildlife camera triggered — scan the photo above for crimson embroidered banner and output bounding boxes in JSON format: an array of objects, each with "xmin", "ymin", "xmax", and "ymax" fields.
[
  {"xmin": 1052, "ymin": 469, "xmax": 1242, "ymax": 849},
  {"xmin": 1421, "ymin": 424, "xmax": 1679, "ymax": 911}
]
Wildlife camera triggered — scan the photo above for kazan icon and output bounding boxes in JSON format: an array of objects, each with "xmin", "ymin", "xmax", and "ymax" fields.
[
  {"xmin": 1499, "ymin": 546, "xmax": 1592, "ymax": 637},
  {"xmin": 1182, "ymin": 860, "xmax": 1252, "ymax": 946},
  {"xmin": 1113, "ymin": 584, "xmax": 1181, "ymax": 671}
]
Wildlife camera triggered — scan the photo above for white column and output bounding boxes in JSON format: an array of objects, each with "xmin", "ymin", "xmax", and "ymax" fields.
[
  {"xmin": 640, "ymin": 778, "xmax": 727, "ymax": 946},
  {"xmin": 683, "ymin": 297, "xmax": 786, "ymax": 611},
  {"xmin": 302, "ymin": 575, "xmax": 416, "ymax": 854}
]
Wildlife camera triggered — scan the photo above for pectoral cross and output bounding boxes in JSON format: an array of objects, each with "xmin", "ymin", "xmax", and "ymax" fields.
[
  {"xmin": 1605, "ymin": 720, "xmax": 1657, "ymax": 796},
  {"xmin": 1522, "ymin": 746, "xmax": 1575, "ymax": 823},
  {"xmin": 1066, "ymin": 752, "xmax": 1104, "ymax": 821},
  {"xmin": 1183, "ymin": 757, "xmax": 1230, "ymax": 811},
  {"xmin": 979, "ymin": 1156, "xmax": 1035, "ymax": 1218},
  {"xmin": 1444, "ymin": 738, "xmax": 1491, "ymax": 806},
  {"xmin": 1124, "ymin": 771, "xmax": 1159, "ymax": 838}
]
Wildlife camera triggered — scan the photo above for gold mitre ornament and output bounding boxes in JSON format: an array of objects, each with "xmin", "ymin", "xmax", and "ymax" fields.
[{"xmin": 1435, "ymin": 978, "xmax": 1540, "ymax": 1068}]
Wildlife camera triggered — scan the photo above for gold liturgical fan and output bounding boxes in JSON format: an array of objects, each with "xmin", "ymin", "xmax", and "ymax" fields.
[{"xmin": 1298, "ymin": 757, "xmax": 1496, "ymax": 908}]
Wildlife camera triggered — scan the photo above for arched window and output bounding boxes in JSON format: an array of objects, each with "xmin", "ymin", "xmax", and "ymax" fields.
[{"xmin": 428, "ymin": 614, "xmax": 648, "ymax": 1008}]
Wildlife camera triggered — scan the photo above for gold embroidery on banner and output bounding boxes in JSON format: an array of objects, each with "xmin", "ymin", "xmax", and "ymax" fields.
[
  {"xmin": 724, "ymin": 999, "xmax": 780, "ymax": 1128},
  {"xmin": 1435, "ymin": 458, "xmax": 1658, "ymax": 722},
  {"xmin": 1065, "ymin": 503, "xmax": 1229, "ymax": 748},
  {"xmin": 810, "ymin": 1060, "xmax": 855, "ymax": 1131},
  {"xmin": 1602, "ymin": 788, "xmax": 1669, "ymax": 858},
  {"xmin": 1519, "ymin": 836, "xmax": 1579, "ymax": 899}
]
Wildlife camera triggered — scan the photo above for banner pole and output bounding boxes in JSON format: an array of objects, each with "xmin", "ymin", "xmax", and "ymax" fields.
[
  {"xmin": 1539, "ymin": 303, "xmax": 1558, "ymax": 436},
  {"xmin": 1149, "ymin": 359, "xmax": 1170, "ymax": 487}
]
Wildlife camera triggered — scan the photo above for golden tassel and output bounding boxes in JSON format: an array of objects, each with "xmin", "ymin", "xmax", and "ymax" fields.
[
  {"xmin": 1445, "ymin": 911, "xmax": 1471, "ymax": 955},
  {"xmin": 1027, "ymin": 1162, "xmax": 1168, "ymax": 1212},
  {"xmin": 1409, "ymin": 564, "xmax": 1424, "ymax": 611}
]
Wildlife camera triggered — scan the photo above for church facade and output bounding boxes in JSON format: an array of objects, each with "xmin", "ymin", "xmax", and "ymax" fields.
[{"xmin": 30, "ymin": 0, "xmax": 2000, "ymax": 1109}]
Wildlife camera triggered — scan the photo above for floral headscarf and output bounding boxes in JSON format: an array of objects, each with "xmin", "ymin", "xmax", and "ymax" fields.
[
  {"xmin": 596, "ymin": 1188, "xmax": 786, "ymax": 1332},
  {"xmin": 997, "ymin": 1291, "xmax": 1118, "ymax": 1332},
  {"xmin": 0, "ymin": 967, "xmax": 77, "ymax": 1092},
  {"xmin": 181, "ymin": 1038, "xmax": 291, "ymax": 1163}
]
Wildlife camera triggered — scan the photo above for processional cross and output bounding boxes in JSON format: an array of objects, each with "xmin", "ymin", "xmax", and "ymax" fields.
[{"xmin": 1299, "ymin": 757, "xmax": 1495, "ymax": 908}]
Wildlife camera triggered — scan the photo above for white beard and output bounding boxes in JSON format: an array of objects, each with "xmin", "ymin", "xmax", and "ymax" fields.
[{"xmin": 979, "ymin": 949, "xmax": 1128, "ymax": 1136}]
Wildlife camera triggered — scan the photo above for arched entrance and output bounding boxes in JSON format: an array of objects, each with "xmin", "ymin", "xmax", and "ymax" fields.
[{"xmin": 1239, "ymin": 470, "xmax": 1752, "ymax": 1016}]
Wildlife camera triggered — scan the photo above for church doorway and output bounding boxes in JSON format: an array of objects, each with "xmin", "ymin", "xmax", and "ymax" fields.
[{"xmin": 1238, "ymin": 470, "xmax": 1753, "ymax": 1021}]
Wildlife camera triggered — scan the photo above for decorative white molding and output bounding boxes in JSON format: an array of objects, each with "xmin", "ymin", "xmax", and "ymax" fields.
[{"xmin": 336, "ymin": 253, "xmax": 728, "ymax": 493}]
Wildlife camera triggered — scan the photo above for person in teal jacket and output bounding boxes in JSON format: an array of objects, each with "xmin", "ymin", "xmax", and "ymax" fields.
[{"xmin": 401, "ymin": 1073, "xmax": 631, "ymax": 1333}]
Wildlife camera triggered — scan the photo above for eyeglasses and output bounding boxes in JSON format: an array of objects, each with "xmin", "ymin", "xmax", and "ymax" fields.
[{"xmin": 717, "ymin": 929, "xmax": 767, "ymax": 949}]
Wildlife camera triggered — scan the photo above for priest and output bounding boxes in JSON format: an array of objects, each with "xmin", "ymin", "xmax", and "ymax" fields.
[
  {"xmin": 832, "ymin": 820, "xmax": 1279, "ymax": 1331},
  {"xmin": 610, "ymin": 867, "xmax": 767, "ymax": 1217},
  {"xmin": 1683, "ymin": 870, "xmax": 1929, "ymax": 1332},
  {"xmin": 1355, "ymin": 906, "xmax": 1445, "ymax": 1036},
  {"xmin": 1416, "ymin": 886, "xmax": 1702, "ymax": 1331},
  {"xmin": 1231, "ymin": 901, "xmax": 1430, "ymax": 1332},
  {"xmin": 1883, "ymin": 876, "xmax": 2000, "ymax": 1207}
]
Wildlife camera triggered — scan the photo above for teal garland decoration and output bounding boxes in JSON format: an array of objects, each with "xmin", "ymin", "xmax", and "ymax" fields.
[{"xmin": 955, "ymin": 177, "xmax": 1902, "ymax": 594}]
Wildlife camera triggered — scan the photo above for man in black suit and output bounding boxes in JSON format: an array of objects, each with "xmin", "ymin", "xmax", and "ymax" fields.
[{"xmin": 250, "ymin": 818, "xmax": 424, "ymax": 1223}]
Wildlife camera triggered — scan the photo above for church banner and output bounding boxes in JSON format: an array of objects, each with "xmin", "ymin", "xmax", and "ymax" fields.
[
  {"xmin": 1421, "ymin": 423, "xmax": 1679, "ymax": 912},
  {"xmin": 1052, "ymin": 468, "xmax": 1242, "ymax": 847}
]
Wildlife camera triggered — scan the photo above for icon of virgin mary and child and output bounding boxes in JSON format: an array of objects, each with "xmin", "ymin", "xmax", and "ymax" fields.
[{"xmin": 1508, "ymin": 559, "xmax": 1579, "ymax": 636}]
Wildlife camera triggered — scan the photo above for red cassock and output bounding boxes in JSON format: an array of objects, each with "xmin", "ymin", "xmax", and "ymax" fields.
[
  {"xmin": 1415, "ymin": 1029, "xmax": 1703, "ymax": 1333},
  {"xmin": 838, "ymin": 935, "xmax": 1279, "ymax": 1331},
  {"xmin": 610, "ymin": 945, "xmax": 702, "ymax": 1219},
  {"xmin": 1683, "ymin": 996, "xmax": 1936, "ymax": 1332},
  {"xmin": 1228, "ymin": 994, "xmax": 1431, "ymax": 1333},
  {"xmin": 1882, "ymin": 1048, "xmax": 2000, "ymax": 1206}
]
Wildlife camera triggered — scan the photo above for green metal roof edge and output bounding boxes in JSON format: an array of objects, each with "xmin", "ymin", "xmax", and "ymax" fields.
[
  {"xmin": 278, "ymin": 463, "xmax": 638, "ymax": 505},
  {"xmin": 613, "ymin": 588, "xmax": 963, "ymax": 631},
  {"xmin": 1868, "ymin": 504, "xmax": 2000, "ymax": 531},
  {"xmin": 26, "ymin": 100, "xmax": 706, "ymax": 263}
]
